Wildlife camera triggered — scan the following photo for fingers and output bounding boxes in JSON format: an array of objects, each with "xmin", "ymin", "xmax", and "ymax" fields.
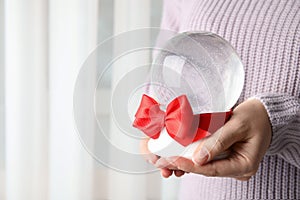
[
  {"xmin": 192, "ymin": 117, "xmax": 246, "ymax": 166},
  {"xmin": 167, "ymin": 153, "xmax": 256, "ymax": 178},
  {"xmin": 191, "ymin": 157, "xmax": 247, "ymax": 177},
  {"xmin": 140, "ymin": 138, "xmax": 159, "ymax": 164},
  {"xmin": 140, "ymin": 140, "xmax": 187, "ymax": 178},
  {"xmin": 174, "ymin": 170, "xmax": 185, "ymax": 177},
  {"xmin": 161, "ymin": 168, "xmax": 173, "ymax": 178},
  {"xmin": 159, "ymin": 155, "xmax": 254, "ymax": 179},
  {"xmin": 158, "ymin": 156, "xmax": 195, "ymax": 172},
  {"xmin": 156, "ymin": 155, "xmax": 255, "ymax": 179},
  {"xmin": 153, "ymin": 100, "xmax": 271, "ymax": 179},
  {"xmin": 155, "ymin": 157, "xmax": 186, "ymax": 178},
  {"xmin": 160, "ymin": 168, "xmax": 185, "ymax": 178}
]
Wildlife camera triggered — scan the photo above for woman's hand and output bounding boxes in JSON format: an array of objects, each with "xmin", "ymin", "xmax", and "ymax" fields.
[
  {"xmin": 154, "ymin": 98, "xmax": 272, "ymax": 181},
  {"xmin": 140, "ymin": 138, "xmax": 186, "ymax": 178}
]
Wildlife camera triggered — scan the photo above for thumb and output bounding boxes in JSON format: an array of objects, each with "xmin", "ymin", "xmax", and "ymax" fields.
[{"xmin": 192, "ymin": 123, "xmax": 241, "ymax": 165}]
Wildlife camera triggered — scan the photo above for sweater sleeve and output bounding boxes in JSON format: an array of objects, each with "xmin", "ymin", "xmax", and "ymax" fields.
[
  {"xmin": 253, "ymin": 93, "xmax": 300, "ymax": 168},
  {"xmin": 160, "ymin": 0, "xmax": 182, "ymax": 32}
]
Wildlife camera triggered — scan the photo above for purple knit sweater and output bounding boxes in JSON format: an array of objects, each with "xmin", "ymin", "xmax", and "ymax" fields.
[{"xmin": 159, "ymin": 0, "xmax": 300, "ymax": 199}]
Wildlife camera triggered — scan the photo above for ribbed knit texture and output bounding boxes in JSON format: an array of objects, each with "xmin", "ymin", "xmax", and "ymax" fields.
[{"xmin": 160, "ymin": 0, "xmax": 300, "ymax": 199}]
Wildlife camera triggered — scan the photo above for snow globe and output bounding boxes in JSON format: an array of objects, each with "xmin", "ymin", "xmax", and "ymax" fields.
[{"xmin": 133, "ymin": 32, "xmax": 244, "ymax": 159}]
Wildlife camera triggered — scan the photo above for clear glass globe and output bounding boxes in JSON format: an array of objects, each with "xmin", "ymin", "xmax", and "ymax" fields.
[
  {"xmin": 149, "ymin": 31, "xmax": 244, "ymax": 113},
  {"xmin": 147, "ymin": 32, "xmax": 245, "ymax": 158}
]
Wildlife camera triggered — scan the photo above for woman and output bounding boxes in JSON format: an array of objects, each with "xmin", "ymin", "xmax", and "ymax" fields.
[{"xmin": 142, "ymin": 0, "xmax": 300, "ymax": 199}]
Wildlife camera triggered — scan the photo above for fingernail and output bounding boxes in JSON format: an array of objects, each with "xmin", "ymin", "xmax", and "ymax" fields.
[
  {"xmin": 165, "ymin": 157, "xmax": 175, "ymax": 163},
  {"xmin": 154, "ymin": 159, "xmax": 162, "ymax": 168},
  {"xmin": 155, "ymin": 159, "xmax": 169, "ymax": 168},
  {"xmin": 147, "ymin": 160, "xmax": 154, "ymax": 165},
  {"xmin": 193, "ymin": 147, "xmax": 209, "ymax": 166}
]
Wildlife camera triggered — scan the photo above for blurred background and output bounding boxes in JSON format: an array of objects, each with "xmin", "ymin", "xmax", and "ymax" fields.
[{"xmin": 0, "ymin": 0, "xmax": 181, "ymax": 199}]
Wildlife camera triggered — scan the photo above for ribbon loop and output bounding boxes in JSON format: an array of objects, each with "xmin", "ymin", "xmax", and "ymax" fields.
[
  {"xmin": 133, "ymin": 95, "xmax": 165, "ymax": 139},
  {"xmin": 133, "ymin": 94, "xmax": 232, "ymax": 146}
]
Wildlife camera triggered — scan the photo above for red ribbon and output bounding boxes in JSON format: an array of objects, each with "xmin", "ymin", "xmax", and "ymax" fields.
[{"xmin": 133, "ymin": 94, "xmax": 232, "ymax": 146}]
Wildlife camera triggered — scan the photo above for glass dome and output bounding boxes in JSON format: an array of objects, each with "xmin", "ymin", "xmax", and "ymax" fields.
[
  {"xmin": 149, "ymin": 32, "xmax": 244, "ymax": 113},
  {"xmin": 147, "ymin": 32, "xmax": 244, "ymax": 158}
]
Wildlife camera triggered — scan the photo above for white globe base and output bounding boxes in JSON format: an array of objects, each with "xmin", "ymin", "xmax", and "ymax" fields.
[
  {"xmin": 148, "ymin": 128, "xmax": 230, "ymax": 160},
  {"xmin": 148, "ymin": 128, "xmax": 201, "ymax": 159}
]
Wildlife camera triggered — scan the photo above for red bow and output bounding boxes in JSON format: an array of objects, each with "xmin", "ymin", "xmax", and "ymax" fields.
[{"xmin": 133, "ymin": 94, "xmax": 232, "ymax": 146}]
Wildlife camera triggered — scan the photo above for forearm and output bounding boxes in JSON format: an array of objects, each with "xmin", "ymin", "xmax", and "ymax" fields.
[{"xmin": 253, "ymin": 93, "xmax": 300, "ymax": 168}]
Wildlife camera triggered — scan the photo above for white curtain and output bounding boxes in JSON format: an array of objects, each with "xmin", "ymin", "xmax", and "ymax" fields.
[
  {"xmin": 0, "ymin": 0, "xmax": 5, "ymax": 198},
  {"xmin": 5, "ymin": 0, "xmax": 49, "ymax": 199},
  {"xmin": 1, "ymin": 0, "xmax": 180, "ymax": 199}
]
